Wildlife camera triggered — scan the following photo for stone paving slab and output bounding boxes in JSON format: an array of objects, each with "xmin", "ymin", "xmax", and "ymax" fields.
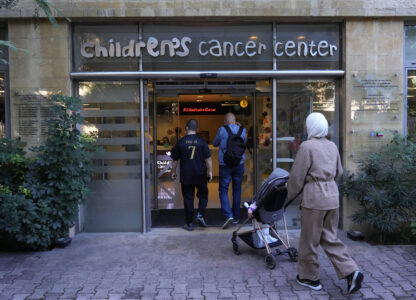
[{"xmin": 0, "ymin": 227, "xmax": 415, "ymax": 299}]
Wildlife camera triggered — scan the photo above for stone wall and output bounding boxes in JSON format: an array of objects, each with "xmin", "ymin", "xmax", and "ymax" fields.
[
  {"xmin": 1, "ymin": 0, "xmax": 416, "ymax": 19},
  {"xmin": 8, "ymin": 20, "xmax": 70, "ymax": 150},
  {"xmin": 342, "ymin": 19, "xmax": 404, "ymax": 230}
]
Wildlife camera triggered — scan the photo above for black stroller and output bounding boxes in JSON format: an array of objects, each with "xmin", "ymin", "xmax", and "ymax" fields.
[{"xmin": 231, "ymin": 168, "xmax": 298, "ymax": 269}]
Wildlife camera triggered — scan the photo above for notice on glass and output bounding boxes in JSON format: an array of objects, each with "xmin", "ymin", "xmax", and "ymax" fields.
[
  {"xmin": 348, "ymin": 73, "xmax": 403, "ymax": 163},
  {"xmin": 351, "ymin": 77, "xmax": 400, "ymax": 113}
]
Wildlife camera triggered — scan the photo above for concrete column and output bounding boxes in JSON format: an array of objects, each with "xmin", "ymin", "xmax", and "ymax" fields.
[
  {"xmin": 342, "ymin": 19, "xmax": 404, "ymax": 230},
  {"xmin": 8, "ymin": 20, "xmax": 71, "ymax": 149}
]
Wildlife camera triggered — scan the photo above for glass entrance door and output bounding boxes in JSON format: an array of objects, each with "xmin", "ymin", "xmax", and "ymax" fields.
[
  {"xmin": 151, "ymin": 80, "xmax": 262, "ymax": 225},
  {"xmin": 149, "ymin": 79, "xmax": 338, "ymax": 228},
  {"xmin": 153, "ymin": 92, "xmax": 255, "ymax": 209}
]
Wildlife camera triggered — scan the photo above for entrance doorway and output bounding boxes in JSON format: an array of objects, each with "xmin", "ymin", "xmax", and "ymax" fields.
[
  {"xmin": 150, "ymin": 80, "xmax": 273, "ymax": 226},
  {"xmin": 149, "ymin": 79, "xmax": 338, "ymax": 228},
  {"xmin": 75, "ymin": 78, "xmax": 338, "ymax": 232}
]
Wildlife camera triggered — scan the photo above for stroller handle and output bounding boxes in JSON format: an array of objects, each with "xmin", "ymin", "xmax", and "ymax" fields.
[{"xmin": 284, "ymin": 197, "xmax": 296, "ymax": 209}]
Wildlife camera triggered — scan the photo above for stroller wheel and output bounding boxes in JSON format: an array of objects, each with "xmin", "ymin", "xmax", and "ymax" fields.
[
  {"xmin": 231, "ymin": 237, "xmax": 240, "ymax": 255},
  {"xmin": 288, "ymin": 247, "xmax": 298, "ymax": 262},
  {"xmin": 265, "ymin": 254, "xmax": 276, "ymax": 269}
]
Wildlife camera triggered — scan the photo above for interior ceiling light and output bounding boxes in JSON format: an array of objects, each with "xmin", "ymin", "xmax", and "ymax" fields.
[
  {"xmin": 297, "ymin": 35, "xmax": 306, "ymax": 40},
  {"xmin": 249, "ymin": 36, "xmax": 258, "ymax": 40}
]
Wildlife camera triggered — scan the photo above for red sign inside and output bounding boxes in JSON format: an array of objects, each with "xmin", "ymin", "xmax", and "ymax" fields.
[{"xmin": 182, "ymin": 107, "xmax": 217, "ymax": 113}]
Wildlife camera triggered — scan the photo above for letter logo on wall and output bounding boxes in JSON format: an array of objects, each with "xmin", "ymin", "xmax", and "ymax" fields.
[
  {"xmin": 80, "ymin": 37, "xmax": 338, "ymax": 59},
  {"xmin": 81, "ymin": 37, "xmax": 192, "ymax": 58},
  {"xmin": 274, "ymin": 40, "xmax": 337, "ymax": 57}
]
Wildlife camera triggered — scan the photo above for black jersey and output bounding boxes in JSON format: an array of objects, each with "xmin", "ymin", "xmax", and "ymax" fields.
[{"xmin": 170, "ymin": 134, "xmax": 211, "ymax": 184}]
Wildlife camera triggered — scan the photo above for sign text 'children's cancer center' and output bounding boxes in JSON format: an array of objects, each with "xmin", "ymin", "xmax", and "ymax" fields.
[{"xmin": 80, "ymin": 36, "xmax": 338, "ymax": 59}]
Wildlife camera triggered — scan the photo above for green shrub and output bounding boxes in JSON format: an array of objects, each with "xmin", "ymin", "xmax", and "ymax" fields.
[
  {"xmin": 0, "ymin": 95, "xmax": 96, "ymax": 250},
  {"xmin": 0, "ymin": 138, "xmax": 30, "ymax": 192},
  {"xmin": 411, "ymin": 217, "xmax": 416, "ymax": 237},
  {"xmin": 340, "ymin": 135, "xmax": 416, "ymax": 244},
  {"xmin": 0, "ymin": 185, "xmax": 51, "ymax": 250}
]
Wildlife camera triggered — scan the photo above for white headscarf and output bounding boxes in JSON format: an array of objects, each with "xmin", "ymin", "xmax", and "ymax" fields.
[{"xmin": 306, "ymin": 112, "xmax": 328, "ymax": 139}]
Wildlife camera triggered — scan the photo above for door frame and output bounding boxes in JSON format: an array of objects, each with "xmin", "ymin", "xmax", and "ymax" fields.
[
  {"xmin": 405, "ymin": 68, "xmax": 416, "ymax": 137},
  {"xmin": 150, "ymin": 82, "xmax": 260, "ymax": 212}
]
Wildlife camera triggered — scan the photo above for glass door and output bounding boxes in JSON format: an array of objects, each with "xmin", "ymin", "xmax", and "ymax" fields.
[
  {"xmin": 275, "ymin": 80, "xmax": 339, "ymax": 228},
  {"xmin": 0, "ymin": 73, "xmax": 5, "ymax": 138},
  {"xmin": 153, "ymin": 93, "xmax": 180, "ymax": 210},
  {"xmin": 407, "ymin": 69, "xmax": 416, "ymax": 141},
  {"xmin": 153, "ymin": 92, "xmax": 255, "ymax": 209},
  {"xmin": 253, "ymin": 86, "xmax": 274, "ymax": 187},
  {"xmin": 151, "ymin": 80, "xmax": 258, "ymax": 225},
  {"xmin": 78, "ymin": 81, "xmax": 143, "ymax": 232}
]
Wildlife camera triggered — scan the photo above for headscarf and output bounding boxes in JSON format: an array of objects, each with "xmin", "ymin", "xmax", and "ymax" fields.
[{"xmin": 306, "ymin": 112, "xmax": 328, "ymax": 139}]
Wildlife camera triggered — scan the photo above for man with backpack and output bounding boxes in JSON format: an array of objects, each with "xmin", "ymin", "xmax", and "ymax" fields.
[{"xmin": 213, "ymin": 112, "xmax": 246, "ymax": 229}]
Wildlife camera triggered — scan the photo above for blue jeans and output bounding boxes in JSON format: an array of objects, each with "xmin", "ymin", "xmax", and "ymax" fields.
[{"xmin": 219, "ymin": 163, "xmax": 244, "ymax": 220}]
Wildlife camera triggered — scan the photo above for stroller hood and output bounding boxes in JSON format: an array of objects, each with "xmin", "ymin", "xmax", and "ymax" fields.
[
  {"xmin": 269, "ymin": 168, "xmax": 289, "ymax": 180},
  {"xmin": 253, "ymin": 168, "xmax": 289, "ymax": 212}
]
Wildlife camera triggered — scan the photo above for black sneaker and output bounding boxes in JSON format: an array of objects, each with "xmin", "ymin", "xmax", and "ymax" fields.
[
  {"xmin": 196, "ymin": 215, "xmax": 208, "ymax": 227},
  {"xmin": 183, "ymin": 223, "xmax": 194, "ymax": 231},
  {"xmin": 222, "ymin": 217, "xmax": 233, "ymax": 229},
  {"xmin": 233, "ymin": 219, "xmax": 239, "ymax": 224},
  {"xmin": 296, "ymin": 275, "xmax": 323, "ymax": 291},
  {"xmin": 347, "ymin": 270, "xmax": 364, "ymax": 294}
]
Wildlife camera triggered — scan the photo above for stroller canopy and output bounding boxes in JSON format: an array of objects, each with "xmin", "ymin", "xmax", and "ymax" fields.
[
  {"xmin": 269, "ymin": 168, "xmax": 290, "ymax": 180},
  {"xmin": 254, "ymin": 168, "xmax": 289, "ymax": 210}
]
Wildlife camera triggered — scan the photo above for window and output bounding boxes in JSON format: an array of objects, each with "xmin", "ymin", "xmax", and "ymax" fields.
[
  {"xmin": 408, "ymin": 70, "xmax": 416, "ymax": 139},
  {"xmin": 0, "ymin": 74, "xmax": 5, "ymax": 137},
  {"xmin": 0, "ymin": 25, "xmax": 8, "ymax": 137},
  {"xmin": 406, "ymin": 25, "xmax": 416, "ymax": 139}
]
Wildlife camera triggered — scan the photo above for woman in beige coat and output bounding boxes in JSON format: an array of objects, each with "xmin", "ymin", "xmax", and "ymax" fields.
[{"xmin": 287, "ymin": 112, "xmax": 363, "ymax": 294}]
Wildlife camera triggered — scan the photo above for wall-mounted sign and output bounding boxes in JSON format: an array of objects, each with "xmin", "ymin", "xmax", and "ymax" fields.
[
  {"xmin": 73, "ymin": 23, "xmax": 340, "ymax": 71},
  {"xmin": 80, "ymin": 36, "xmax": 337, "ymax": 59}
]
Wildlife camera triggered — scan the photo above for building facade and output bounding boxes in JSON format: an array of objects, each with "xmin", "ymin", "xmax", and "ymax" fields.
[{"xmin": 1, "ymin": 0, "xmax": 416, "ymax": 233}]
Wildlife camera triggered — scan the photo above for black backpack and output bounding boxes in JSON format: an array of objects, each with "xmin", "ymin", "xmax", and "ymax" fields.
[{"xmin": 223, "ymin": 125, "xmax": 246, "ymax": 167}]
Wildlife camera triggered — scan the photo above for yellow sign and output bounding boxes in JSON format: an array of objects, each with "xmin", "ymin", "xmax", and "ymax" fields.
[{"xmin": 240, "ymin": 99, "xmax": 248, "ymax": 108}]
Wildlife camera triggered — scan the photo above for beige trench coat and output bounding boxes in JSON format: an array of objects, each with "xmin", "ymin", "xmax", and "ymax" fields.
[{"xmin": 287, "ymin": 137, "xmax": 343, "ymax": 210}]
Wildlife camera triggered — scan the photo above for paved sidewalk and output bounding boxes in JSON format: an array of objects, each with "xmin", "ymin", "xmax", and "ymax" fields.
[{"xmin": 0, "ymin": 227, "xmax": 415, "ymax": 300}]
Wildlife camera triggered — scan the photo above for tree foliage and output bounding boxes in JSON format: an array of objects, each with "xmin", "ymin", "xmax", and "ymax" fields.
[
  {"xmin": 0, "ymin": 0, "xmax": 59, "ymax": 24},
  {"xmin": 1, "ymin": 0, "xmax": 70, "ymax": 63},
  {"xmin": 0, "ymin": 0, "xmax": 20, "ymax": 9}
]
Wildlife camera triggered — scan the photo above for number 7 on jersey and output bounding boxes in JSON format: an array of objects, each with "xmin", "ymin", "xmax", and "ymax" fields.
[{"xmin": 188, "ymin": 146, "xmax": 196, "ymax": 159}]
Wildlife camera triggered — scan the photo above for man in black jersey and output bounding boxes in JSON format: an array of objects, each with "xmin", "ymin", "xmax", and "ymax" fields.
[{"xmin": 170, "ymin": 119, "xmax": 213, "ymax": 231}]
